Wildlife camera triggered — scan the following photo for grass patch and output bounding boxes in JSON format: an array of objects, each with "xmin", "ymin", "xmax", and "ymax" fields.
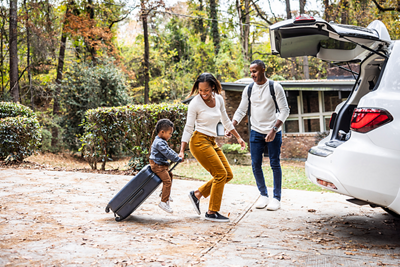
[{"xmin": 174, "ymin": 160, "xmax": 326, "ymax": 192}]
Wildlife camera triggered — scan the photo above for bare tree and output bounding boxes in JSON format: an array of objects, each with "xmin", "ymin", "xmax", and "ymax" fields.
[{"xmin": 9, "ymin": 0, "xmax": 19, "ymax": 102}]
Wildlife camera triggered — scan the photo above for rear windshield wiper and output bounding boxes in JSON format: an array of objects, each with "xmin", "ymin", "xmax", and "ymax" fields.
[{"xmin": 340, "ymin": 35, "xmax": 388, "ymax": 59}]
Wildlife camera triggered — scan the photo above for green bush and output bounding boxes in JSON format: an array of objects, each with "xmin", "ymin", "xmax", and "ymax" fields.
[
  {"xmin": 80, "ymin": 103, "xmax": 187, "ymax": 171},
  {"xmin": 221, "ymin": 143, "xmax": 248, "ymax": 154},
  {"xmin": 0, "ymin": 103, "xmax": 42, "ymax": 161},
  {"xmin": 0, "ymin": 101, "xmax": 35, "ymax": 119},
  {"xmin": 60, "ymin": 60, "xmax": 129, "ymax": 151}
]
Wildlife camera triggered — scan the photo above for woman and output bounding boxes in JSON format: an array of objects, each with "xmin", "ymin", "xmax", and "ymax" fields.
[{"xmin": 178, "ymin": 73, "xmax": 246, "ymax": 222}]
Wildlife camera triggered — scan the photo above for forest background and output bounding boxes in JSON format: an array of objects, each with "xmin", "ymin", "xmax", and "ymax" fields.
[{"xmin": 1, "ymin": 0, "xmax": 400, "ymax": 155}]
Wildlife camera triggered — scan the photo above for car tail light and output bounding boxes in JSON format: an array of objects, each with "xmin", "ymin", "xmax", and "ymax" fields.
[
  {"xmin": 350, "ymin": 108, "xmax": 393, "ymax": 133},
  {"xmin": 317, "ymin": 178, "xmax": 337, "ymax": 190},
  {"xmin": 294, "ymin": 15, "xmax": 316, "ymax": 23}
]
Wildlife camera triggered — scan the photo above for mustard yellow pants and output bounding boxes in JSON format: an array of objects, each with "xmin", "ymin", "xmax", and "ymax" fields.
[{"xmin": 189, "ymin": 131, "xmax": 233, "ymax": 212}]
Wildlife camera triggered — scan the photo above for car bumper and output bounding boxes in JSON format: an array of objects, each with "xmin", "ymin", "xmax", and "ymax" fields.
[{"xmin": 305, "ymin": 154, "xmax": 351, "ymax": 196}]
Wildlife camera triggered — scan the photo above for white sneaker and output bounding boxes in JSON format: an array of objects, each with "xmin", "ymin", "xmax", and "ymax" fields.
[
  {"xmin": 267, "ymin": 198, "xmax": 281, "ymax": 211},
  {"xmin": 158, "ymin": 201, "xmax": 173, "ymax": 213},
  {"xmin": 255, "ymin": 195, "xmax": 270, "ymax": 209}
]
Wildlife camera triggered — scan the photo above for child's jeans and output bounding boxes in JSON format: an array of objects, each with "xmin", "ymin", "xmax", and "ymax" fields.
[{"xmin": 149, "ymin": 159, "xmax": 173, "ymax": 203}]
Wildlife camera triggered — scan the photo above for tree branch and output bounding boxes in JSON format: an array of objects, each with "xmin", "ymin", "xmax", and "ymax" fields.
[
  {"xmin": 109, "ymin": 7, "xmax": 137, "ymax": 29},
  {"xmin": 250, "ymin": 0, "xmax": 273, "ymax": 25},
  {"xmin": 372, "ymin": 0, "xmax": 397, "ymax": 12}
]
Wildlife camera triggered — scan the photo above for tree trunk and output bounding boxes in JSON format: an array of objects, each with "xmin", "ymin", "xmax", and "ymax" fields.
[
  {"xmin": 24, "ymin": 0, "xmax": 34, "ymax": 110},
  {"xmin": 198, "ymin": 0, "xmax": 206, "ymax": 42},
  {"xmin": 285, "ymin": 0, "xmax": 291, "ymax": 19},
  {"xmin": 52, "ymin": 3, "xmax": 71, "ymax": 147},
  {"xmin": 285, "ymin": 0, "xmax": 297, "ymax": 79},
  {"xmin": 340, "ymin": 0, "xmax": 349, "ymax": 24},
  {"xmin": 299, "ymin": 0, "xmax": 309, "ymax": 79},
  {"xmin": 141, "ymin": 1, "xmax": 150, "ymax": 104},
  {"xmin": 209, "ymin": 0, "xmax": 220, "ymax": 55},
  {"xmin": 9, "ymin": 0, "xmax": 19, "ymax": 102},
  {"xmin": 85, "ymin": 0, "xmax": 96, "ymax": 63},
  {"xmin": 1, "ymin": 13, "xmax": 5, "ymax": 95},
  {"xmin": 236, "ymin": 0, "xmax": 250, "ymax": 63}
]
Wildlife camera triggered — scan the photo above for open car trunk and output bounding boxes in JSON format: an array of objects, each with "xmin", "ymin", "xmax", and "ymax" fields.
[
  {"xmin": 270, "ymin": 18, "xmax": 391, "ymax": 62},
  {"xmin": 270, "ymin": 18, "xmax": 393, "ymax": 147}
]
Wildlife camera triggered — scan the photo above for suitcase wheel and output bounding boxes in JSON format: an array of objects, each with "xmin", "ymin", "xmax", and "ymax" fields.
[
  {"xmin": 115, "ymin": 216, "xmax": 121, "ymax": 222},
  {"xmin": 105, "ymin": 206, "xmax": 110, "ymax": 213}
]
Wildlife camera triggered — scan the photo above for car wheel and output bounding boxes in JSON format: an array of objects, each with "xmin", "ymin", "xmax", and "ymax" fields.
[{"xmin": 382, "ymin": 207, "xmax": 400, "ymax": 218}]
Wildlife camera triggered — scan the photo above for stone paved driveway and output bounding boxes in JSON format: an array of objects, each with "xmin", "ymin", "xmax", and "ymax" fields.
[{"xmin": 0, "ymin": 168, "xmax": 399, "ymax": 266}]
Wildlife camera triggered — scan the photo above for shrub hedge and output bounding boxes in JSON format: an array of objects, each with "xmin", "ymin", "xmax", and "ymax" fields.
[
  {"xmin": 80, "ymin": 103, "xmax": 187, "ymax": 170},
  {"xmin": 0, "ymin": 102, "xmax": 41, "ymax": 161},
  {"xmin": 0, "ymin": 102, "xmax": 35, "ymax": 119}
]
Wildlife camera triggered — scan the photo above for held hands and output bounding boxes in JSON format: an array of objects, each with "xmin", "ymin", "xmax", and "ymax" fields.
[
  {"xmin": 225, "ymin": 129, "xmax": 232, "ymax": 137},
  {"xmin": 178, "ymin": 151, "xmax": 185, "ymax": 162}
]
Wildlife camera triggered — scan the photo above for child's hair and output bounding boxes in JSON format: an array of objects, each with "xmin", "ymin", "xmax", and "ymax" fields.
[{"xmin": 155, "ymin": 119, "xmax": 174, "ymax": 134}]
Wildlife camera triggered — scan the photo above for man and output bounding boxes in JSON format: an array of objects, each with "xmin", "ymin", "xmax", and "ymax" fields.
[{"xmin": 230, "ymin": 60, "xmax": 290, "ymax": 211}]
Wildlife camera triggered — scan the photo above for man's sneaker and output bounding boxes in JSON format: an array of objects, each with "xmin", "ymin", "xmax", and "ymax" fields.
[
  {"xmin": 188, "ymin": 191, "xmax": 201, "ymax": 215},
  {"xmin": 158, "ymin": 201, "xmax": 173, "ymax": 213},
  {"xmin": 255, "ymin": 195, "xmax": 269, "ymax": 209},
  {"xmin": 205, "ymin": 212, "xmax": 230, "ymax": 222},
  {"xmin": 267, "ymin": 198, "xmax": 281, "ymax": 211},
  {"xmin": 159, "ymin": 191, "xmax": 173, "ymax": 202}
]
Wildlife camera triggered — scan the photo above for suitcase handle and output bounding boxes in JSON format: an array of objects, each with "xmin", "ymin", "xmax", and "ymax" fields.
[
  {"xmin": 168, "ymin": 161, "xmax": 180, "ymax": 172},
  {"xmin": 128, "ymin": 188, "xmax": 144, "ymax": 204}
]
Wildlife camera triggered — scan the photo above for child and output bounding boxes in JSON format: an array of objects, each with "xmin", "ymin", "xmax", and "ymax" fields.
[{"xmin": 149, "ymin": 119, "xmax": 183, "ymax": 213}]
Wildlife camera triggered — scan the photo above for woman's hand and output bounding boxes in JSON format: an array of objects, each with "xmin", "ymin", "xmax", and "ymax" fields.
[
  {"xmin": 178, "ymin": 151, "xmax": 185, "ymax": 161},
  {"xmin": 237, "ymin": 138, "xmax": 247, "ymax": 150}
]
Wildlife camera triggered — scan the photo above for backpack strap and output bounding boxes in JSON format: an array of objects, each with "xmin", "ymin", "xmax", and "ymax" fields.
[
  {"xmin": 269, "ymin": 80, "xmax": 280, "ymax": 113},
  {"xmin": 247, "ymin": 82, "xmax": 254, "ymax": 133}
]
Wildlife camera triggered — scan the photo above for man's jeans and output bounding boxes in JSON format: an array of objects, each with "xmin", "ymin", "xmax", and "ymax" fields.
[{"xmin": 250, "ymin": 130, "xmax": 282, "ymax": 201}]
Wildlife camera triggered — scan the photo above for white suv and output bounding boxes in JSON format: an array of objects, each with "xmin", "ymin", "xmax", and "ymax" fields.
[{"xmin": 270, "ymin": 16, "xmax": 400, "ymax": 216}]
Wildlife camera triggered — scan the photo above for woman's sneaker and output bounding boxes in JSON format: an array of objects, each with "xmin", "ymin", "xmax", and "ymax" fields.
[
  {"xmin": 158, "ymin": 201, "xmax": 173, "ymax": 213},
  {"xmin": 188, "ymin": 191, "xmax": 201, "ymax": 215},
  {"xmin": 205, "ymin": 212, "xmax": 230, "ymax": 222}
]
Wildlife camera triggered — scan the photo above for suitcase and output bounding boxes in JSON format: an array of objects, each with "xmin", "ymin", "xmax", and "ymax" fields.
[{"xmin": 105, "ymin": 162, "xmax": 179, "ymax": 221}]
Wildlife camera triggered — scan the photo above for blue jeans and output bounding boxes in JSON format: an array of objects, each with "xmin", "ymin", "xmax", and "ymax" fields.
[{"xmin": 250, "ymin": 130, "xmax": 282, "ymax": 201}]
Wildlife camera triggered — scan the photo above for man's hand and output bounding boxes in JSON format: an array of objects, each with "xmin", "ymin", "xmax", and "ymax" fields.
[
  {"xmin": 178, "ymin": 152, "xmax": 185, "ymax": 161},
  {"xmin": 265, "ymin": 130, "xmax": 276, "ymax": 142},
  {"xmin": 225, "ymin": 129, "xmax": 232, "ymax": 137}
]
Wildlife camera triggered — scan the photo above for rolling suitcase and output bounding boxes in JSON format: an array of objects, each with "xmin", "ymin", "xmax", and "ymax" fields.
[{"xmin": 105, "ymin": 162, "xmax": 179, "ymax": 221}]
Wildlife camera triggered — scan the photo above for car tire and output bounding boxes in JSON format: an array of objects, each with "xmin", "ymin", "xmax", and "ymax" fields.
[{"xmin": 382, "ymin": 207, "xmax": 400, "ymax": 218}]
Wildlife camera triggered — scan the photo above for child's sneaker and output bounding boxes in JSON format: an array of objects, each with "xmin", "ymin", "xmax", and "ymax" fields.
[{"xmin": 158, "ymin": 201, "xmax": 173, "ymax": 213}]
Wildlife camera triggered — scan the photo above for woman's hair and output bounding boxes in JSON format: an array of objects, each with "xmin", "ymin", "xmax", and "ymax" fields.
[
  {"xmin": 155, "ymin": 119, "xmax": 174, "ymax": 134},
  {"xmin": 188, "ymin": 73, "xmax": 222, "ymax": 97}
]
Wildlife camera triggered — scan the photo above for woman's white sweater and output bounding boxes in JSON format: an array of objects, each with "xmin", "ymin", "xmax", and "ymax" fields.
[{"xmin": 181, "ymin": 94, "xmax": 234, "ymax": 143}]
